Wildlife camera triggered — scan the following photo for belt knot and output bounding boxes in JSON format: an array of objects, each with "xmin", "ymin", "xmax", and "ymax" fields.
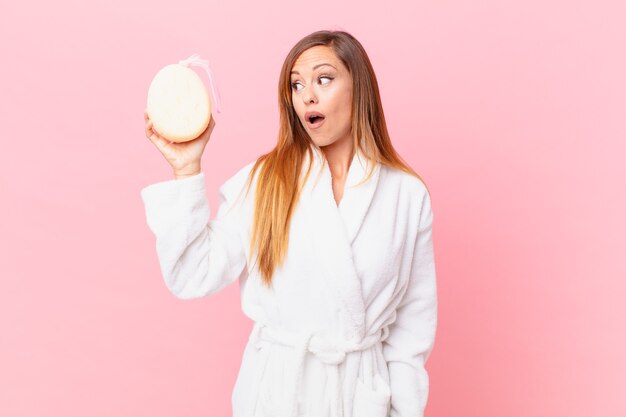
[
  {"xmin": 249, "ymin": 322, "xmax": 387, "ymax": 417},
  {"xmin": 312, "ymin": 347, "xmax": 346, "ymax": 365}
]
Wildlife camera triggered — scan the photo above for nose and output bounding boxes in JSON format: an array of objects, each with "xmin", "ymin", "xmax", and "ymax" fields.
[{"xmin": 303, "ymin": 88, "xmax": 317, "ymax": 104}]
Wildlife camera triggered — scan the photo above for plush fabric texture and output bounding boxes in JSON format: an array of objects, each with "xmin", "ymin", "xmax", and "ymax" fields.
[
  {"xmin": 140, "ymin": 145, "xmax": 438, "ymax": 417},
  {"xmin": 146, "ymin": 63, "xmax": 211, "ymax": 142}
]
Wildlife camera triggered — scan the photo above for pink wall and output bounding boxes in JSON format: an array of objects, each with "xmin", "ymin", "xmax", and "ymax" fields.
[{"xmin": 1, "ymin": 0, "xmax": 624, "ymax": 416}]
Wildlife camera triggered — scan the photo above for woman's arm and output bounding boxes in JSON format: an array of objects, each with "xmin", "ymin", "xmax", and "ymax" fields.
[
  {"xmin": 140, "ymin": 171, "xmax": 248, "ymax": 299},
  {"xmin": 382, "ymin": 189, "xmax": 438, "ymax": 417}
]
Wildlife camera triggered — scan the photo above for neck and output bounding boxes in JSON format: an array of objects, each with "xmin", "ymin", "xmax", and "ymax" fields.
[{"xmin": 321, "ymin": 138, "xmax": 354, "ymax": 180}]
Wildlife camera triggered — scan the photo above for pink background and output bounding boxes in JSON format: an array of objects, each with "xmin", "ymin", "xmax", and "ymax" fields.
[{"xmin": 1, "ymin": 0, "xmax": 624, "ymax": 416}]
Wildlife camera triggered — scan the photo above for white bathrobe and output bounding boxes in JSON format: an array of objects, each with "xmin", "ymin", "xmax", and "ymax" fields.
[{"xmin": 140, "ymin": 145, "xmax": 437, "ymax": 417}]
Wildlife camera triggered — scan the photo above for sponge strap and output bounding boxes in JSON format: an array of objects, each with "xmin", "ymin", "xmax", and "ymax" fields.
[{"xmin": 178, "ymin": 53, "xmax": 223, "ymax": 114}]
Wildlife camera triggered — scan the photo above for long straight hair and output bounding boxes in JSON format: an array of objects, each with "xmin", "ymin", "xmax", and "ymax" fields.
[{"xmin": 241, "ymin": 30, "xmax": 426, "ymax": 288}]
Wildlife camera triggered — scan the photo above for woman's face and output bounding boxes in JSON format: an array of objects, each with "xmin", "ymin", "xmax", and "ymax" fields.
[{"xmin": 290, "ymin": 45, "xmax": 353, "ymax": 148}]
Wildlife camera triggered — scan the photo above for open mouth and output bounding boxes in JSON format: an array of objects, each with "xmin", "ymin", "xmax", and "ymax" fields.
[{"xmin": 305, "ymin": 112, "xmax": 326, "ymax": 128}]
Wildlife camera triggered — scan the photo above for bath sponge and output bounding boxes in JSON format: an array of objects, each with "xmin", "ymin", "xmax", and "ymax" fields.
[{"xmin": 146, "ymin": 54, "xmax": 221, "ymax": 143}]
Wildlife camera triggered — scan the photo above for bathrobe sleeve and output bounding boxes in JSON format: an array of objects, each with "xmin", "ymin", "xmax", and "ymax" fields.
[
  {"xmin": 382, "ymin": 189, "xmax": 438, "ymax": 417},
  {"xmin": 140, "ymin": 172, "xmax": 248, "ymax": 299}
]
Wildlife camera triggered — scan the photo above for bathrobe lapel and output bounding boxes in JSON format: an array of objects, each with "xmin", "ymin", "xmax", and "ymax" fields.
[{"xmin": 300, "ymin": 146, "xmax": 381, "ymax": 342}]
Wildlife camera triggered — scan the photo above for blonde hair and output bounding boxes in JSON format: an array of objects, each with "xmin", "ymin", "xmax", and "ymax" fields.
[{"xmin": 241, "ymin": 29, "xmax": 426, "ymax": 287}]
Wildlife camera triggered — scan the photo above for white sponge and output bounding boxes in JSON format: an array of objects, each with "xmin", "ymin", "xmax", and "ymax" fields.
[{"xmin": 146, "ymin": 62, "xmax": 212, "ymax": 143}]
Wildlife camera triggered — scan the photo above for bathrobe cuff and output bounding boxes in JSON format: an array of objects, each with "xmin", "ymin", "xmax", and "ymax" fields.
[
  {"xmin": 140, "ymin": 172, "xmax": 206, "ymax": 206},
  {"xmin": 382, "ymin": 190, "xmax": 438, "ymax": 417}
]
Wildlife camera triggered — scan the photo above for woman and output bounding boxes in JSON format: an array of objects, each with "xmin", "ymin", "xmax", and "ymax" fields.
[{"xmin": 141, "ymin": 30, "xmax": 437, "ymax": 417}]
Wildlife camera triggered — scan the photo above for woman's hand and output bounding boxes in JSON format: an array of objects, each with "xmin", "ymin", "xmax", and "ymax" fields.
[{"xmin": 144, "ymin": 108, "xmax": 216, "ymax": 179}]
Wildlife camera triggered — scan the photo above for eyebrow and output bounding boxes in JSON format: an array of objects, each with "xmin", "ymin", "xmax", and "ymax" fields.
[{"xmin": 290, "ymin": 63, "xmax": 336, "ymax": 75}]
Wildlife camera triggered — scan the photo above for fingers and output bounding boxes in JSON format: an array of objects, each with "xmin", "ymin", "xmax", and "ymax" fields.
[
  {"xmin": 144, "ymin": 109, "xmax": 153, "ymax": 139},
  {"xmin": 206, "ymin": 114, "xmax": 216, "ymax": 135},
  {"xmin": 145, "ymin": 119, "xmax": 154, "ymax": 139},
  {"xmin": 147, "ymin": 126, "xmax": 168, "ymax": 148},
  {"xmin": 144, "ymin": 108, "xmax": 159, "ymax": 140},
  {"xmin": 145, "ymin": 116, "xmax": 164, "ymax": 145}
]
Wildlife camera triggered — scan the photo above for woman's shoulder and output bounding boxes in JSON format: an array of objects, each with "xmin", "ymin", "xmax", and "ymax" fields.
[
  {"xmin": 379, "ymin": 164, "xmax": 434, "ymax": 226},
  {"xmin": 379, "ymin": 163, "xmax": 430, "ymax": 199}
]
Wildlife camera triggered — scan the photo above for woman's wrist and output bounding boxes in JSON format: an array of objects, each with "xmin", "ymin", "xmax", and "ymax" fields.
[{"xmin": 173, "ymin": 163, "xmax": 201, "ymax": 180}]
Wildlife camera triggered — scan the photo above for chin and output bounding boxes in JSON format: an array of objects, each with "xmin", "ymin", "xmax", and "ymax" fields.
[{"xmin": 313, "ymin": 139, "xmax": 336, "ymax": 148}]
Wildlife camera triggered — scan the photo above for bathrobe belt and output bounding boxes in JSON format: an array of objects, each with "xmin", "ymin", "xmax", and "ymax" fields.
[{"xmin": 251, "ymin": 322, "xmax": 389, "ymax": 417}]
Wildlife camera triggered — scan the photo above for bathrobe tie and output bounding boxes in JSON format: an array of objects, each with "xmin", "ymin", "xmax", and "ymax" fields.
[{"xmin": 251, "ymin": 322, "xmax": 389, "ymax": 417}]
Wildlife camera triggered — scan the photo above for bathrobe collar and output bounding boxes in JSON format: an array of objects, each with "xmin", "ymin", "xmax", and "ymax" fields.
[
  {"xmin": 300, "ymin": 145, "xmax": 382, "ymax": 341},
  {"xmin": 306, "ymin": 145, "xmax": 381, "ymax": 245}
]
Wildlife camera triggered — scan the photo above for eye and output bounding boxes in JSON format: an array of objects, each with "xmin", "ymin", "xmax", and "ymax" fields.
[
  {"xmin": 290, "ymin": 75, "xmax": 334, "ymax": 92},
  {"xmin": 319, "ymin": 75, "xmax": 333, "ymax": 85}
]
